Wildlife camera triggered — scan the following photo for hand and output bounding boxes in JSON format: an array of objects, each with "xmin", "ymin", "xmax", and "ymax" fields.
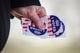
[{"xmin": 11, "ymin": 5, "xmax": 47, "ymax": 30}]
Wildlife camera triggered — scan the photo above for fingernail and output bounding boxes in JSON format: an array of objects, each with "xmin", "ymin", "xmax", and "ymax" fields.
[
  {"xmin": 36, "ymin": 19, "xmax": 46, "ymax": 31},
  {"xmin": 39, "ymin": 24, "xmax": 45, "ymax": 31},
  {"xmin": 39, "ymin": 28, "xmax": 45, "ymax": 31}
]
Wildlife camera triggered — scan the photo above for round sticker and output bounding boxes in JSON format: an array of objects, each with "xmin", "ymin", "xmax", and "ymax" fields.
[
  {"xmin": 29, "ymin": 26, "xmax": 47, "ymax": 36},
  {"xmin": 25, "ymin": 15, "xmax": 65, "ymax": 38},
  {"xmin": 50, "ymin": 15, "xmax": 61, "ymax": 33},
  {"xmin": 50, "ymin": 15, "xmax": 65, "ymax": 37}
]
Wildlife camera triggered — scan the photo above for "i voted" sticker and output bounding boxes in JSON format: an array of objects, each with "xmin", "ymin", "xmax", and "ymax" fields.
[{"xmin": 21, "ymin": 15, "xmax": 65, "ymax": 39}]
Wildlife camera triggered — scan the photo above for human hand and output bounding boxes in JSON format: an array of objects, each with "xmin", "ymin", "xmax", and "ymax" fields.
[{"xmin": 11, "ymin": 6, "xmax": 47, "ymax": 30}]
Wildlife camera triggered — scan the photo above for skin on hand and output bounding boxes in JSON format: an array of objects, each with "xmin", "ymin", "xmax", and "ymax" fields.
[{"xmin": 11, "ymin": 6, "xmax": 47, "ymax": 30}]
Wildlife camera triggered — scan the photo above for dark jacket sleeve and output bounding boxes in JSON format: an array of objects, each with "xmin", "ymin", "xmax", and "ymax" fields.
[
  {"xmin": 11, "ymin": 0, "xmax": 41, "ymax": 9},
  {"xmin": 0, "ymin": 0, "xmax": 10, "ymax": 52}
]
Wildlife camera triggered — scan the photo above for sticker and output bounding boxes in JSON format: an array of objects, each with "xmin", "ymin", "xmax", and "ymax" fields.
[
  {"xmin": 50, "ymin": 15, "xmax": 61, "ymax": 33},
  {"xmin": 48, "ymin": 15, "xmax": 65, "ymax": 37},
  {"xmin": 29, "ymin": 26, "xmax": 47, "ymax": 36},
  {"xmin": 21, "ymin": 15, "xmax": 65, "ymax": 38}
]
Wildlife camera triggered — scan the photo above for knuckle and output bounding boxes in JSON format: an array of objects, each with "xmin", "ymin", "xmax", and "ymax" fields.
[
  {"xmin": 40, "ymin": 6, "xmax": 45, "ymax": 10},
  {"xmin": 29, "ymin": 12, "xmax": 35, "ymax": 17}
]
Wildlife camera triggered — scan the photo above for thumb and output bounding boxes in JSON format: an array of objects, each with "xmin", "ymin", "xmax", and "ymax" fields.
[{"xmin": 28, "ymin": 10, "xmax": 45, "ymax": 30}]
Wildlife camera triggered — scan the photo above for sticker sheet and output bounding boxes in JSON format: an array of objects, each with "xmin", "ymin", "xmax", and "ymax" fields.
[{"xmin": 21, "ymin": 15, "xmax": 65, "ymax": 39}]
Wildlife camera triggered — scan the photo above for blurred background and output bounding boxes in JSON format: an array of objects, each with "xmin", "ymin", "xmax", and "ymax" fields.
[{"xmin": 2, "ymin": 0, "xmax": 80, "ymax": 53}]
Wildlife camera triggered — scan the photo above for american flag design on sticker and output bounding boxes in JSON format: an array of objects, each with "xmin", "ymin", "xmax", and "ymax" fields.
[
  {"xmin": 21, "ymin": 18, "xmax": 30, "ymax": 32},
  {"xmin": 47, "ymin": 16, "xmax": 55, "ymax": 37},
  {"xmin": 21, "ymin": 15, "xmax": 65, "ymax": 39}
]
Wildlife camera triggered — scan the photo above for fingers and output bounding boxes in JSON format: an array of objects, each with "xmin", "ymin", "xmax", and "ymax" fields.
[
  {"xmin": 28, "ymin": 8, "xmax": 45, "ymax": 30},
  {"xmin": 10, "ymin": 6, "xmax": 47, "ymax": 30},
  {"xmin": 37, "ymin": 6, "xmax": 47, "ymax": 17}
]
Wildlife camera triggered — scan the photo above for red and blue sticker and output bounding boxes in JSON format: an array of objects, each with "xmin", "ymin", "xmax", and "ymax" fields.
[
  {"xmin": 29, "ymin": 26, "xmax": 47, "ymax": 35},
  {"xmin": 22, "ymin": 15, "xmax": 65, "ymax": 38}
]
